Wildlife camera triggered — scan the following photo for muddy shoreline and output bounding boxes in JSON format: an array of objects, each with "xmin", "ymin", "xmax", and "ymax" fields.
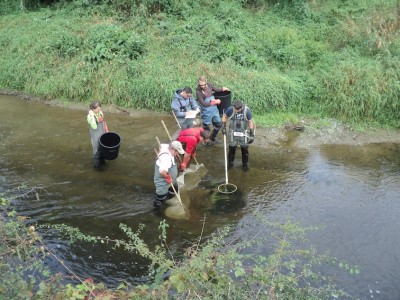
[{"xmin": 3, "ymin": 89, "xmax": 400, "ymax": 148}]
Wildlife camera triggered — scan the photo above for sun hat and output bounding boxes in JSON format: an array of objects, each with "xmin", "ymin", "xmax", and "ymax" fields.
[{"xmin": 170, "ymin": 141, "xmax": 185, "ymax": 154}]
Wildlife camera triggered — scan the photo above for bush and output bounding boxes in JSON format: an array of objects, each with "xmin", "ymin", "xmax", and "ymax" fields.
[
  {"xmin": 1, "ymin": 0, "xmax": 399, "ymax": 127},
  {"xmin": 82, "ymin": 24, "xmax": 146, "ymax": 68},
  {"xmin": 1, "ymin": 185, "xmax": 359, "ymax": 299}
]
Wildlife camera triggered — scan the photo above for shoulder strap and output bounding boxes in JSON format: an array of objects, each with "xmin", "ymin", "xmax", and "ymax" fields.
[
  {"xmin": 156, "ymin": 151, "xmax": 175, "ymax": 165},
  {"xmin": 228, "ymin": 105, "xmax": 249, "ymax": 121},
  {"xmin": 243, "ymin": 105, "xmax": 248, "ymax": 122},
  {"xmin": 228, "ymin": 106, "xmax": 234, "ymax": 120}
]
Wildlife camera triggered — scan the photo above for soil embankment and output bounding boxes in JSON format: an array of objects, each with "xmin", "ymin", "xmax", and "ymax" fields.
[{"xmin": 3, "ymin": 90, "xmax": 400, "ymax": 148}]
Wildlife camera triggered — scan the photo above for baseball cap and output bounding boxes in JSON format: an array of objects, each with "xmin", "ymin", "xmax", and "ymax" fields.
[{"xmin": 170, "ymin": 141, "xmax": 185, "ymax": 154}]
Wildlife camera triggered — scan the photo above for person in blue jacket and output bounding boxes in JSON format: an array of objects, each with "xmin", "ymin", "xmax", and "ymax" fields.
[{"xmin": 171, "ymin": 87, "xmax": 200, "ymax": 129}]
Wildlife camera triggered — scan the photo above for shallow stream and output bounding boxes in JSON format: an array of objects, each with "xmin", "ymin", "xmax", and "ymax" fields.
[{"xmin": 1, "ymin": 95, "xmax": 400, "ymax": 299}]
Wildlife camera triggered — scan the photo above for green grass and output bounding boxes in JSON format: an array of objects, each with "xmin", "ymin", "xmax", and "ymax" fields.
[
  {"xmin": 0, "ymin": 0, "xmax": 399, "ymax": 127},
  {"xmin": 254, "ymin": 112, "xmax": 300, "ymax": 127}
]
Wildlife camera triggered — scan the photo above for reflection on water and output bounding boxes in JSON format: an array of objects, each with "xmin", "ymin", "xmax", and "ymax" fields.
[{"xmin": 1, "ymin": 95, "xmax": 400, "ymax": 299}]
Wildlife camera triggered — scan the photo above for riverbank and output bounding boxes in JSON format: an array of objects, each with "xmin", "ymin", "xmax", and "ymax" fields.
[
  {"xmin": 2, "ymin": 89, "xmax": 400, "ymax": 300},
  {"xmin": 3, "ymin": 89, "xmax": 400, "ymax": 149}
]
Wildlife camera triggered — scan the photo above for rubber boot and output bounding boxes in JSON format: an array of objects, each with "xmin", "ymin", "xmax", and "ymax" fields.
[
  {"xmin": 100, "ymin": 153, "xmax": 106, "ymax": 165},
  {"xmin": 210, "ymin": 128, "xmax": 221, "ymax": 144},
  {"xmin": 93, "ymin": 151, "xmax": 101, "ymax": 168},
  {"xmin": 168, "ymin": 184, "xmax": 179, "ymax": 198},
  {"xmin": 228, "ymin": 146, "xmax": 236, "ymax": 168},
  {"xmin": 203, "ymin": 124, "xmax": 211, "ymax": 131},
  {"xmin": 154, "ymin": 193, "xmax": 168, "ymax": 207},
  {"xmin": 241, "ymin": 146, "xmax": 249, "ymax": 171}
]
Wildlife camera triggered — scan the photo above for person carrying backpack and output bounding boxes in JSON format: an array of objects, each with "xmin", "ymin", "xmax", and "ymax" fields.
[{"xmin": 221, "ymin": 100, "xmax": 255, "ymax": 171}]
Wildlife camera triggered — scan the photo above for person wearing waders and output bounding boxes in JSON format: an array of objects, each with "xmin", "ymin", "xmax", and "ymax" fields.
[
  {"xmin": 196, "ymin": 75, "xmax": 229, "ymax": 146},
  {"xmin": 176, "ymin": 127, "xmax": 211, "ymax": 171},
  {"xmin": 221, "ymin": 100, "xmax": 255, "ymax": 171},
  {"xmin": 154, "ymin": 141, "xmax": 185, "ymax": 207},
  {"xmin": 171, "ymin": 86, "xmax": 200, "ymax": 129},
  {"xmin": 87, "ymin": 101, "xmax": 108, "ymax": 168}
]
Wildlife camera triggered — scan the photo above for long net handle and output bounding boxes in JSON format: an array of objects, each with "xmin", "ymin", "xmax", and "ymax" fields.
[
  {"xmin": 161, "ymin": 120, "xmax": 182, "ymax": 164},
  {"xmin": 172, "ymin": 110, "xmax": 182, "ymax": 129},
  {"xmin": 161, "ymin": 120, "xmax": 173, "ymax": 141},
  {"xmin": 224, "ymin": 134, "xmax": 228, "ymax": 184}
]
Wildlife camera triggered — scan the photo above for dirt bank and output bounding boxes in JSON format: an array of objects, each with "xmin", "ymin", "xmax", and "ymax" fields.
[
  {"xmin": 3, "ymin": 90, "xmax": 400, "ymax": 148},
  {"xmin": 255, "ymin": 121, "xmax": 400, "ymax": 149}
]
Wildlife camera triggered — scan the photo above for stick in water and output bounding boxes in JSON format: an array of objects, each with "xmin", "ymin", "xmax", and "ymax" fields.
[
  {"xmin": 161, "ymin": 120, "xmax": 182, "ymax": 164},
  {"xmin": 172, "ymin": 110, "xmax": 182, "ymax": 129}
]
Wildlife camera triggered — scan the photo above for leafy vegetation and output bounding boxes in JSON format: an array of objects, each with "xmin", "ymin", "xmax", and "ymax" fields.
[
  {"xmin": 1, "ymin": 189, "xmax": 358, "ymax": 299},
  {"xmin": 0, "ymin": 0, "xmax": 399, "ymax": 126}
]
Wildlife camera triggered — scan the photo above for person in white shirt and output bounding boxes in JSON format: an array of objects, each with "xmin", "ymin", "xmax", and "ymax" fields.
[{"xmin": 153, "ymin": 141, "xmax": 185, "ymax": 207}]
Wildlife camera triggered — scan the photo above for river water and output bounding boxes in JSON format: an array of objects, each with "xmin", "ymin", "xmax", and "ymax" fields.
[{"xmin": 1, "ymin": 94, "xmax": 400, "ymax": 299}]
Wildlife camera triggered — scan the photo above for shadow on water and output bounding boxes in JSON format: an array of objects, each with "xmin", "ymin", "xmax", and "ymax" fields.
[{"xmin": 1, "ymin": 95, "xmax": 400, "ymax": 299}]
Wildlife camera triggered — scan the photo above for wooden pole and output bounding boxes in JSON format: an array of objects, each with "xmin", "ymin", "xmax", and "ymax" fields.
[{"xmin": 161, "ymin": 120, "xmax": 182, "ymax": 163}]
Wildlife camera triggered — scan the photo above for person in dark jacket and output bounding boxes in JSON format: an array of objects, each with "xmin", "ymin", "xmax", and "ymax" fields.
[
  {"xmin": 196, "ymin": 76, "xmax": 229, "ymax": 145},
  {"xmin": 171, "ymin": 87, "xmax": 200, "ymax": 129},
  {"xmin": 221, "ymin": 100, "xmax": 255, "ymax": 171}
]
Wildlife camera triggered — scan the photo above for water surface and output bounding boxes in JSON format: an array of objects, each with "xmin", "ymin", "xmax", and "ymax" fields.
[{"xmin": 1, "ymin": 95, "xmax": 399, "ymax": 299}]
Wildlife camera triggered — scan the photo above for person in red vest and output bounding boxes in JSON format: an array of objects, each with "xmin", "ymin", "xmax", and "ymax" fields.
[{"xmin": 176, "ymin": 127, "xmax": 211, "ymax": 171}]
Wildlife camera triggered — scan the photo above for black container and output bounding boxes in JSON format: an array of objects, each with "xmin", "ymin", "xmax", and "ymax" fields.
[
  {"xmin": 99, "ymin": 132, "xmax": 121, "ymax": 160},
  {"xmin": 214, "ymin": 91, "xmax": 232, "ymax": 115}
]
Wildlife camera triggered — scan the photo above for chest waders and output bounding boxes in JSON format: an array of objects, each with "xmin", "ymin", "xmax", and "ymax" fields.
[
  {"xmin": 154, "ymin": 153, "xmax": 179, "ymax": 207},
  {"xmin": 200, "ymin": 95, "xmax": 222, "ymax": 142},
  {"xmin": 177, "ymin": 98, "xmax": 195, "ymax": 129},
  {"xmin": 227, "ymin": 107, "xmax": 250, "ymax": 171},
  {"xmin": 90, "ymin": 115, "xmax": 105, "ymax": 168}
]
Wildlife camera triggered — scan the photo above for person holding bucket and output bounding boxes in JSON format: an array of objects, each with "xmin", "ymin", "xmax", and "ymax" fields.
[
  {"xmin": 221, "ymin": 100, "xmax": 255, "ymax": 171},
  {"xmin": 153, "ymin": 141, "xmax": 185, "ymax": 207},
  {"xmin": 171, "ymin": 86, "xmax": 200, "ymax": 129},
  {"xmin": 176, "ymin": 127, "xmax": 211, "ymax": 171},
  {"xmin": 87, "ymin": 101, "xmax": 108, "ymax": 168},
  {"xmin": 196, "ymin": 76, "xmax": 229, "ymax": 146}
]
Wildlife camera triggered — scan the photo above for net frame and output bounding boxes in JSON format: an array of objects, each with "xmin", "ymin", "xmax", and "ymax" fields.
[{"xmin": 218, "ymin": 183, "xmax": 237, "ymax": 194}]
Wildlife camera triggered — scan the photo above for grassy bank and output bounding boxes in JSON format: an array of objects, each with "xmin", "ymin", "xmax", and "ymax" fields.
[{"xmin": 0, "ymin": 0, "xmax": 399, "ymax": 127}]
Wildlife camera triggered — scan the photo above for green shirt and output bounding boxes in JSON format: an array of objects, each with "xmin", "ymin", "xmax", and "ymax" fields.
[{"xmin": 87, "ymin": 110, "xmax": 104, "ymax": 129}]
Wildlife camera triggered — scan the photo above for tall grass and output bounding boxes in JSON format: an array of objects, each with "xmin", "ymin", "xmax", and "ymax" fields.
[{"xmin": 0, "ymin": 0, "xmax": 399, "ymax": 126}]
